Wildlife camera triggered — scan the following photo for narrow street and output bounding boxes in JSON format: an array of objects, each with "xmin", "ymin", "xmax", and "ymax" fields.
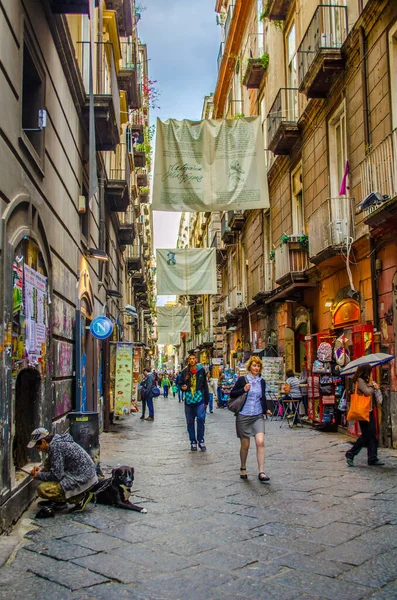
[{"xmin": 1, "ymin": 397, "xmax": 397, "ymax": 599}]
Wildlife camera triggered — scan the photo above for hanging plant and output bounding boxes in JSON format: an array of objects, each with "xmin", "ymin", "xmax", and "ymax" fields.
[
  {"xmin": 259, "ymin": 52, "xmax": 270, "ymax": 70},
  {"xmin": 269, "ymin": 249, "xmax": 275, "ymax": 261},
  {"xmin": 260, "ymin": 2, "xmax": 284, "ymax": 31},
  {"xmin": 298, "ymin": 234, "xmax": 309, "ymax": 251},
  {"xmin": 280, "ymin": 233, "xmax": 290, "ymax": 246}
]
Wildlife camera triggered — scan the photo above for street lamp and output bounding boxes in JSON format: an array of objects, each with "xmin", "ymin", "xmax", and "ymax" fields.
[{"xmin": 85, "ymin": 248, "xmax": 109, "ymax": 261}]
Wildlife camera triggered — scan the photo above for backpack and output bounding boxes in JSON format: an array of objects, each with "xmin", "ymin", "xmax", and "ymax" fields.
[
  {"xmin": 317, "ymin": 342, "xmax": 332, "ymax": 363},
  {"xmin": 151, "ymin": 385, "xmax": 160, "ymax": 397}
]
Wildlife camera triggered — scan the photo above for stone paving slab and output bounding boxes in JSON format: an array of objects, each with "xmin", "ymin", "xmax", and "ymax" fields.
[
  {"xmin": 1, "ymin": 400, "xmax": 397, "ymax": 599},
  {"xmin": 13, "ymin": 548, "xmax": 109, "ymax": 590}
]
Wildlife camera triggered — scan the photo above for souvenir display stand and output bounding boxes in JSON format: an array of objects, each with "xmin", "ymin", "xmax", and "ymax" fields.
[
  {"xmin": 261, "ymin": 357, "xmax": 284, "ymax": 403},
  {"xmin": 305, "ymin": 324, "xmax": 375, "ymax": 433}
]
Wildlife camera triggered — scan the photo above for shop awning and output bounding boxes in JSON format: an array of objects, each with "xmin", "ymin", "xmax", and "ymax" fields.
[{"xmin": 264, "ymin": 281, "xmax": 317, "ymax": 304}]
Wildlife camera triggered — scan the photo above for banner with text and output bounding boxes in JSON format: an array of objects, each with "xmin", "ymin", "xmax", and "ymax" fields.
[
  {"xmin": 157, "ymin": 306, "xmax": 191, "ymax": 333},
  {"xmin": 156, "ymin": 248, "xmax": 217, "ymax": 295},
  {"xmin": 152, "ymin": 117, "xmax": 269, "ymax": 212}
]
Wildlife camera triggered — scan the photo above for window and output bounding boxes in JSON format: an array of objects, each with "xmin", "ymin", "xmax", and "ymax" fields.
[
  {"xmin": 286, "ymin": 23, "xmax": 298, "ymax": 121},
  {"xmin": 21, "ymin": 37, "xmax": 45, "ymax": 161},
  {"xmin": 328, "ymin": 102, "xmax": 347, "ymax": 198},
  {"xmin": 291, "ymin": 163, "xmax": 304, "ymax": 234},
  {"xmin": 389, "ymin": 24, "xmax": 397, "ymax": 130},
  {"xmin": 80, "ymin": 184, "xmax": 89, "ymax": 241}
]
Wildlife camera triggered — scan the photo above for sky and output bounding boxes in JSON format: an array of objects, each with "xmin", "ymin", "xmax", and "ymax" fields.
[{"xmin": 138, "ymin": 0, "xmax": 220, "ymax": 305}]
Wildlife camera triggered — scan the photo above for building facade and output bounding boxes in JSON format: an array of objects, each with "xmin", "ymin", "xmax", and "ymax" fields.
[
  {"xmin": 180, "ymin": 0, "xmax": 397, "ymax": 446},
  {"xmin": 0, "ymin": 0, "xmax": 155, "ymax": 531}
]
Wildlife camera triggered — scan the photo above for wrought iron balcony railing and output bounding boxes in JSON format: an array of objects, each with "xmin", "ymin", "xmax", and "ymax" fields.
[
  {"xmin": 267, "ymin": 88, "xmax": 299, "ymax": 154},
  {"xmin": 307, "ymin": 197, "xmax": 355, "ymax": 263}
]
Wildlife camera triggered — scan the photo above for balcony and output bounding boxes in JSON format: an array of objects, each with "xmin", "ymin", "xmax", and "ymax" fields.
[
  {"xmin": 243, "ymin": 58, "xmax": 268, "ymax": 89},
  {"xmin": 118, "ymin": 40, "xmax": 140, "ymax": 109},
  {"xmin": 134, "ymin": 149, "xmax": 146, "ymax": 168},
  {"xmin": 217, "ymin": 42, "xmax": 225, "ymax": 72},
  {"xmin": 360, "ymin": 129, "xmax": 397, "ymax": 234},
  {"xmin": 126, "ymin": 244, "xmax": 143, "ymax": 273},
  {"xmin": 221, "ymin": 213, "xmax": 234, "ymax": 243},
  {"xmin": 211, "ymin": 231, "xmax": 227, "ymax": 265},
  {"xmin": 227, "ymin": 210, "xmax": 245, "ymax": 230},
  {"xmin": 267, "ymin": 88, "xmax": 300, "ymax": 155},
  {"xmin": 106, "ymin": 0, "xmax": 133, "ymax": 37},
  {"xmin": 226, "ymin": 100, "xmax": 243, "ymax": 119},
  {"xmin": 106, "ymin": 143, "xmax": 131, "ymax": 212},
  {"xmin": 307, "ymin": 198, "xmax": 355, "ymax": 265},
  {"xmin": 139, "ymin": 190, "xmax": 149, "ymax": 203},
  {"xmin": 252, "ymin": 262, "xmax": 274, "ymax": 302},
  {"xmin": 117, "ymin": 211, "xmax": 135, "ymax": 246},
  {"xmin": 242, "ymin": 34, "xmax": 267, "ymax": 89},
  {"xmin": 298, "ymin": 5, "xmax": 348, "ymax": 99},
  {"xmin": 50, "ymin": 0, "xmax": 97, "ymax": 13},
  {"xmin": 265, "ymin": 0, "xmax": 292, "ymax": 20},
  {"xmin": 137, "ymin": 173, "xmax": 148, "ymax": 188},
  {"xmin": 79, "ymin": 42, "xmax": 120, "ymax": 151},
  {"xmin": 275, "ymin": 236, "xmax": 309, "ymax": 285},
  {"xmin": 224, "ymin": 4, "xmax": 235, "ymax": 41}
]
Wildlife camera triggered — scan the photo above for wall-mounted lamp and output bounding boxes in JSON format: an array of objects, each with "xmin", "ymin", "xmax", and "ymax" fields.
[
  {"xmin": 106, "ymin": 289, "xmax": 122, "ymax": 298},
  {"xmin": 324, "ymin": 299, "xmax": 333, "ymax": 308},
  {"xmin": 86, "ymin": 248, "xmax": 109, "ymax": 261}
]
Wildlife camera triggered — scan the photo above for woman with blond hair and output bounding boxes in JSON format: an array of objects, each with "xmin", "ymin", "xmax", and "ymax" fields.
[{"xmin": 229, "ymin": 356, "xmax": 269, "ymax": 483}]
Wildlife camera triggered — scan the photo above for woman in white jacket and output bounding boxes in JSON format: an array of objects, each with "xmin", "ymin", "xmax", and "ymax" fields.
[{"xmin": 207, "ymin": 372, "xmax": 217, "ymax": 413}]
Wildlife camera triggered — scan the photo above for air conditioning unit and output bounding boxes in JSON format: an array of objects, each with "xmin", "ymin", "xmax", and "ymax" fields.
[{"xmin": 330, "ymin": 219, "xmax": 348, "ymax": 245}]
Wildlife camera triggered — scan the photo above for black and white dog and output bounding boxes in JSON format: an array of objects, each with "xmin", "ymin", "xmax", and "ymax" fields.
[{"xmin": 93, "ymin": 466, "xmax": 147, "ymax": 513}]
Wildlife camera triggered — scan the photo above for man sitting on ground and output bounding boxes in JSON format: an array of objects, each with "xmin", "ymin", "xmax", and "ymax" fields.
[{"xmin": 28, "ymin": 427, "xmax": 98, "ymax": 513}]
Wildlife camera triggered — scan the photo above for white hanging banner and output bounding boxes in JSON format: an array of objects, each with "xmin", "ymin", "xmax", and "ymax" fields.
[
  {"xmin": 152, "ymin": 117, "xmax": 269, "ymax": 212},
  {"xmin": 157, "ymin": 330, "xmax": 181, "ymax": 345},
  {"xmin": 156, "ymin": 248, "xmax": 217, "ymax": 295},
  {"xmin": 157, "ymin": 306, "xmax": 191, "ymax": 333}
]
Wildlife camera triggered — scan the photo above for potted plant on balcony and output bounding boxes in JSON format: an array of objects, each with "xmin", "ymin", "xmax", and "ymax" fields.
[{"xmin": 139, "ymin": 186, "xmax": 150, "ymax": 203}]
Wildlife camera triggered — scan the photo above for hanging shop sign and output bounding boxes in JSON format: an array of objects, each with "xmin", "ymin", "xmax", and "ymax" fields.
[
  {"xmin": 152, "ymin": 117, "xmax": 269, "ymax": 212},
  {"xmin": 90, "ymin": 316, "xmax": 114, "ymax": 340},
  {"xmin": 156, "ymin": 248, "xmax": 217, "ymax": 295}
]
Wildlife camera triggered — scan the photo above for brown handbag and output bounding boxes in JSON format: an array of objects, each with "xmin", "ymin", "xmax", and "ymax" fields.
[{"xmin": 346, "ymin": 382, "xmax": 371, "ymax": 422}]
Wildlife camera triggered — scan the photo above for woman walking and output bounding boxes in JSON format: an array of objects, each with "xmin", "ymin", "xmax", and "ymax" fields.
[
  {"xmin": 229, "ymin": 356, "xmax": 269, "ymax": 483},
  {"xmin": 345, "ymin": 365, "xmax": 384, "ymax": 467}
]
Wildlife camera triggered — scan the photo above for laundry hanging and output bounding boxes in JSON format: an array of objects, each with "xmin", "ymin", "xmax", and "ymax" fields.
[
  {"xmin": 156, "ymin": 248, "xmax": 217, "ymax": 295},
  {"xmin": 157, "ymin": 330, "xmax": 181, "ymax": 346},
  {"xmin": 152, "ymin": 117, "xmax": 269, "ymax": 212}
]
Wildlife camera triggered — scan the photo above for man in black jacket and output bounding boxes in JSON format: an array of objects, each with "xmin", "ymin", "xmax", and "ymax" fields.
[
  {"xmin": 140, "ymin": 368, "xmax": 155, "ymax": 421},
  {"xmin": 181, "ymin": 353, "xmax": 209, "ymax": 451}
]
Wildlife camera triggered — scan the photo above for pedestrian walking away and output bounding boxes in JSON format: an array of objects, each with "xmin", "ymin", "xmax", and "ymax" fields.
[
  {"xmin": 162, "ymin": 374, "xmax": 171, "ymax": 398},
  {"xmin": 229, "ymin": 356, "xmax": 269, "ymax": 483},
  {"xmin": 175, "ymin": 371, "xmax": 184, "ymax": 402},
  {"xmin": 28, "ymin": 427, "xmax": 98, "ymax": 516},
  {"xmin": 141, "ymin": 368, "xmax": 155, "ymax": 421},
  {"xmin": 181, "ymin": 353, "xmax": 209, "ymax": 451},
  {"xmin": 345, "ymin": 365, "xmax": 384, "ymax": 467},
  {"xmin": 207, "ymin": 371, "xmax": 217, "ymax": 413},
  {"xmin": 216, "ymin": 368, "xmax": 224, "ymax": 408}
]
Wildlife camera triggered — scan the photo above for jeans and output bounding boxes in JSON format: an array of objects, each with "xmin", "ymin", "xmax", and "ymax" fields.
[
  {"xmin": 146, "ymin": 396, "xmax": 154, "ymax": 418},
  {"xmin": 208, "ymin": 394, "xmax": 213, "ymax": 412},
  {"xmin": 141, "ymin": 398, "xmax": 146, "ymax": 418},
  {"xmin": 185, "ymin": 402, "xmax": 206, "ymax": 443},
  {"xmin": 217, "ymin": 386, "xmax": 222, "ymax": 405},
  {"xmin": 178, "ymin": 386, "xmax": 184, "ymax": 402},
  {"xmin": 163, "ymin": 385, "xmax": 169, "ymax": 398},
  {"xmin": 346, "ymin": 410, "xmax": 378, "ymax": 464}
]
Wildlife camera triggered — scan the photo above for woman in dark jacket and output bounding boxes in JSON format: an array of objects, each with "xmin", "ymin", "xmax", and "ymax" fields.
[
  {"xmin": 345, "ymin": 364, "xmax": 384, "ymax": 467},
  {"xmin": 230, "ymin": 356, "xmax": 269, "ymax": 483}
]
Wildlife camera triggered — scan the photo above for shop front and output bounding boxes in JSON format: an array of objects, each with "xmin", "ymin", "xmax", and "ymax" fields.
[{"xmin": 305, "ymin": 298, "xmax": 375, "ymax": 435}]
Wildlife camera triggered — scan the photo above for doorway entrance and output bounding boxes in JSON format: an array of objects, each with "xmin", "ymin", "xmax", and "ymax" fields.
[{"xmin": 13, "ymin": 368, "xmax": 41, "ymax": 468}]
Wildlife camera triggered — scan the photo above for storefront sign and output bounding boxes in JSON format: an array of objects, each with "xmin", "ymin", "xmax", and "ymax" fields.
[
  {"xmin": 90, "ymin": 316, "xmax": 114, "ymax": 340},
  {"xmin": 115, "ymin": 343, "xmax": 133, "ymax": 416},
  {"xmin": 333, "ymin": 300, "xmax": 360, "ymax": 327}
]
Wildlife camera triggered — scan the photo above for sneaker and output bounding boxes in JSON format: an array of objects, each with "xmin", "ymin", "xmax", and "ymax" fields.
[
  {"xmin": 68, "ymin": 491, "xmax": 93, "ymax": 513},
  {"xmin": 38, "ymin": 501, "xmax": 67, "ymax": 511},
  {"xmin": 345, "ymin": 454, "xmax": 354, "ymax": 467},
  {"xmin": 191, "ymin": 442, "xmax": 198, "ymax": 451},
  {"xmin": 145, "ymin": 417, "xmax": 154, "ymax": 421},
  {"xmin": 368, "ymin": 460, "xmax": 385, "ymax": 466},
  {"xmin": 198, "ymin": 443, "xmax": 206, "ymax": 452}
]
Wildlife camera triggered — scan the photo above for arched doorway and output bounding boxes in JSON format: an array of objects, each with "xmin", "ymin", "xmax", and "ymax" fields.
[{"xmin": 13, "ymin": 368, "xmax": 41, "ymax": 468}]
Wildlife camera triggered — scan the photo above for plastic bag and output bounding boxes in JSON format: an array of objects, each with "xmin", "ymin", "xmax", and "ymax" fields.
[{"xmin": 374, "ymin": 388, "xmax": 383, "ymax": 405}]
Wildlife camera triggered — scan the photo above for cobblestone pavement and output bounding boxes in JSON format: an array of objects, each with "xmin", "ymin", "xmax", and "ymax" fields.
[{"xmin": 1, "ymin": 397, "xmax": 397, "ymax": 599}]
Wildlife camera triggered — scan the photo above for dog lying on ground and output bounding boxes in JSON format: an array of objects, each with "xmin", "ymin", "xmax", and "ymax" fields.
[{"xmin": 92, "ymin": 465, "xmax": 147, "ymax": 513}]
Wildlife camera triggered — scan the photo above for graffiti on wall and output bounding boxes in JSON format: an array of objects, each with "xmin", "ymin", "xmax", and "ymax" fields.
[
  {"xmin": 52, "ymin": 296, "xmax": 75, "ymax": 340},
  {"xmin": 53, "ymin": 379, "xmax": 73, "ymax": 417},
  {"xmin": 54, "ymin": 340, "xmax": 74, "ymax": 377}
]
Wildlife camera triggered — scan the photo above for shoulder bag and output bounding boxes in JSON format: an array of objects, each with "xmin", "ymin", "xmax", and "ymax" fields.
[
  {"xmin": 346, "ymin": 382, "xmax": 371, "ymax": 422},
  {"xmin": 227, "ymin": 377, "xmax": 248, "ymax": 415}
]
